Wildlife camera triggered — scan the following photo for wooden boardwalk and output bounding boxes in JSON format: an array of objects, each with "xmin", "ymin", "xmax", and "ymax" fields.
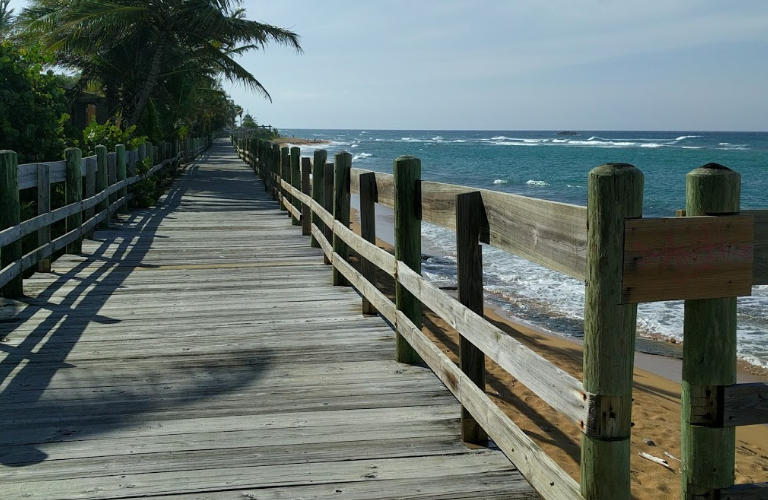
[{"xmin": 0, "ymin": 142, "xmax": 535, "ymax": 499}]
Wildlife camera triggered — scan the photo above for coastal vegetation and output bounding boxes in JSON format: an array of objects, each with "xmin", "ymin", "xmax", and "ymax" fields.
[{"xmin": 1, "ymin": 0, "xmax": 300, "ymax": 162}]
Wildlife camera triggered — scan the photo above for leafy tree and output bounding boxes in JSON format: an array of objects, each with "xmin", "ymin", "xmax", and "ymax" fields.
[
  {"xmin": 20, "ymin": 0, "xmax": 302, "ymax": 128},
  {"xmin": 0, "ymin": 41, "xmax": 69, "ymax": 162}
]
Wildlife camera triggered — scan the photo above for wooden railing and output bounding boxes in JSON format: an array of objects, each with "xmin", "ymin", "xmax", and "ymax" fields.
[
  {"xmin": 0, "ymin": 136, "xmax": 210, "ymax": 297},
  {"xmin": 235, "ymin": 137, "xmax": 768, "ymax": 500}
]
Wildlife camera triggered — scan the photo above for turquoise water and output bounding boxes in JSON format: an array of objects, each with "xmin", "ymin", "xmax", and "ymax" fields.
[{"xmin": 282, "ymin": 129, "xmax": 768, "ymax": 367}]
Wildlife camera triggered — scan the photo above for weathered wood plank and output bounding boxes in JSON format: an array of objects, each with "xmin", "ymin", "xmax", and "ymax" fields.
[
  {"xmin": 723, "ymin": 382, "xmax": 768, "ymax": 426},
  {"xmin": 745, "ymin": 209, "xmax": 768, "ymax": 285},
  {"xmin": 396, "ymin": 261, "xmax": 589, "ymax": 429},
  {"xmin": 622, "ymin": 215, "xmax": 754, "ymax": 303},
  {"xmin": 395, "ymin": 309, "xmax": 583, "ymax": 500}
]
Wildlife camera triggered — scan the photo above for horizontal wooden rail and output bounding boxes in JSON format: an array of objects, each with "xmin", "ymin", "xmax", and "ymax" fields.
[
  {"xmin": 395, "ymin": 261, "xmax": 591, "ymax": 429},
  {"xmin": 308, "ymin": 217, "xmax": 582, "ymax": 500},
  {"xmin": 722, "ymin": 382, "xmax": 768, "ymax": 427},
  {"xmin": 720, "ymin": 482, "xmax": 768, "ymax": 500},
  {"xmin": 0, "ymin": 193, "xmax": 131, "ymax": 289},
  {"xmin": 745, "ymin": 209, "xmax": 768, "ymax": 284},
  {"xmin": 394, "ymin": 310, "xmax": 583, "ymax": 500},
  {"xmin": 350, "ymin": 168, "xmax": 588, "ymax": 280}
]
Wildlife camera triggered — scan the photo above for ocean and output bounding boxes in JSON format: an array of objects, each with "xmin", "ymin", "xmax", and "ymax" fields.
[{"xmin": 280, "ymin": 129, "xmax": 768, "ymax": 369}]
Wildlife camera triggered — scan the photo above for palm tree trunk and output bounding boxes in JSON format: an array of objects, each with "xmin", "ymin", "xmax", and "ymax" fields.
[{"xmin": 128, "ymin": 36, "xmax": 168, "ymax": 127}]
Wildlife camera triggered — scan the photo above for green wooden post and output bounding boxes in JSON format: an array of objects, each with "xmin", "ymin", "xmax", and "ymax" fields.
[
  {"xmin": 393, "ymin": 156, "xmax": 423, "ymax": 365},
  {"xmin": 681, "ymin": 163, "xmax": 740, "ymax": 500},
  {"xmin": 271, "ymin": 143, "xmax": 281, "ymax": 202},
  {"xmin": 0, "ymin": 150, "xmax": 22, "ymax": 297},
  {"xmin": 456, "ymin": 191, "xmax": 488, "ymax": 444},
  {"xmin": 84, "ymin": 157, "xmax": 96, "ymax": 238},
  {"xmin": 359, "ymin": 172, "xmax": 378, "ymax": 315},
  {"xmin": 310, "ymin": 150, "xmax": 328, "ymax": 248},
  {"xmin": 95, "ymin": 145, "xmax": 109, "ymax": 229},
  {"xmin": 65, "ymin": 147, "xmax": 84, "ymax": 253},
  {"xmin": 116, "ymin": 144, "xmax": 127, "ymax": 214},
  {"xmin": 323, "ymin": 162, "xmax": 334, "ymax": 265},
  {"xmin": 280, "ymin": 146, "xmax": 290, "ymax": 212},
  {"xmin": 301, "ymin": 157, "xmax": 311, "ymax": 236},
  {"xmin": 581, "ymin": 163, "xmax": 643, "ymax": 500},
  {"xmin": 332, "ymin": 152, "xmax": 351, "ymax": 286},
  {"xmin": 290, "ymin": 146, "xmax": 301, "ymax": 226},
  {"xmin": 37, "ymin": 163, "xmax": 52, "ymax": 272}
]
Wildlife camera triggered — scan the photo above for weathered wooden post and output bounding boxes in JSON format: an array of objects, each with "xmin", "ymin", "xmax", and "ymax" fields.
[
  {"xmin": 394, "ymin": 156, "xmax": 423, "ymax": 365},
  {"xmin": 290, "ymin": 147, "xmax": 301, "ymax": 226},
  {"xmin": 332, "ymin": 152, "xmax": 351, "ymax": 286},
  {"xmin": 311, "ymin": 150, "xmax": 328, "ymax": 248},
  {"xmin": 581, "ymin": 163, "xmax": 643, "ymax": 500},
  {"xmin": 84, "ymin": 157, "xmax": 97, "ymax": 239},
  {"xmin": 359, "ymin": 172, "xmax": 378, "ymax": 315},
  {"xmin": 280, "ymin": 146, "xmax": 290, "ymax": 212},
  {"xmin": 107, "ymin": 148, "xmax": 117, "ymax": 205},
  {"xmin": 271, "ymin": 143, "xmax": 281, "ymax": 202},
  {"xmin": 171, "ymin": 140, "xmax": 178, "ymax": 175},
  {"xmin": 95, "ymin": 145, "xmax": 109, "ymax": 229},
  {"xmin": 0, "ymin": 150, "xmax": 22, "ymax": 297},
  {"xmin": 301, "ymin": 157, "xmax": 311, "ymax": 236},
  {"xmin": 681, "ymin": 163, "xmax": 740, "ymax": 500},
  {"xmin": 116, "ymin": 144, "xmax": 127, "ymax": 214},
  {"xmin": 456, "ymin": 191, "xmax": 488, "ymax": 444},
  {"xmin": 66, "ymin": 147, "xmax": 84, "ymax": 252},
  {"xmin": 323, "ymin": 162, "xmax": 334, "ymax": 265},
  {"xmin": 37, "ymin": 163, "xmax": 51, "ymax": 272}
]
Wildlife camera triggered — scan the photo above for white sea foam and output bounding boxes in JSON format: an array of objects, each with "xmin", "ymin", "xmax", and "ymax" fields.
[
  {"xmin": 675, "ymin": 135, "xmax": 701, "ymax": 141},
  {"xmin": 526, "ymin": 180, "xmax": 549, "ymax": 186},
  {"xmin": 493, "ymin": 179, "xmax": 509, "ymax": 185},
  {"xmin": 432, "ymin": 135, "xmax": 444, "ymax": 141},
  {"xmin": 352, "ymin": 152, "xmax": 373, "ymax": 161},
  {"xmin": 640, "ymin": 143, "xmax": 665, "ymax": 148},
  {"xmin": 493, "ymin": 141, "xmax": 539, "ymax": 147}
]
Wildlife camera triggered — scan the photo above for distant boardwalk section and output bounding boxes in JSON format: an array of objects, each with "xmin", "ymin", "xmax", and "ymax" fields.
[{"xmin": 0, "ymin": 141, "xmax": 536, "ymax": 499}]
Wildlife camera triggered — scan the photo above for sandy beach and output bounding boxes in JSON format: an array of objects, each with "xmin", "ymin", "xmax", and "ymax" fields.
[{"xmin": 346, "ymin": 204, "xmax": 768, "ymax": 500}]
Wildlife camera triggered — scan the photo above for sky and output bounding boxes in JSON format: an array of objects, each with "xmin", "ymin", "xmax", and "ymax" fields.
[{"xmin": 7, "ymin": 0, "xmax": 768, "ymax": 131}]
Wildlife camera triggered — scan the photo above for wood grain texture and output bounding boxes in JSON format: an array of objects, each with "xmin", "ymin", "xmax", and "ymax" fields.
[
  {"xmin": 720, "ymin": 482, "xmax": 768, "ymax": 500},
  {"xmin": 456, "ymin": 191, "xmax": 488, "ymax": 444},
  {"xmin": 0, "ymin": 140, "xmax": 533, "ymax": 500},
  {"xmin": 394, "ymin": 156, "xmax": 422, "ymax": 364},
  {"xmin": 301, "ymin": 157, "xmax": 311, "ymax": 236},
  {"xmin": 333, "ymin": 152, "xmax": 352, "ymax": 286},
  {"xmin": 745, "ymin": 209, "xmax": 768, "ymax": 285},
  {"xmin": 95, "ymin": 145, "xmax": 109, "ymax": 230},
  {"xmin": 351, "ymin": 168, "xmax": 586, "ymax": 279},
  {"xmin": 65, "ymin": 147, "xmax": 83, "ymax": 254},
  {"xmin": 396, "ymin": 261, "xmax": 589, "ymax": 428},
  {"xmin": 37, "ymin": 163, "xmax": 52, "ymax": 272},
  {"xmin": 310, "ymin": 150, "xmax": 328, "ymax": 248},
  {"xmin": 723, "ymin": 382, "xmax": 768, "ymax": 427},
  {"xmin": 622, "ymin": 215, "xmax": 753, "ymax": 303},
  {"xmin": 0, "ymin": 150, "xmax": 22, "ymax": 297},
  {"xmin": 682, "ymin": 163, "xmax": 740, "ymax": 499},
  {"xmin": 395, "ymin": 310, "xmax": 583, "ymax": 500},
  {"xmin": 323, "ymin": 162, "xmax": 334, "ymax": 266},
  {"xmin": 290, "ymin": 146, "xmax": 301, "ymax": 225},
  {"xmin": 359, "ymin": 172, "xmax": 378, "ymax": 315},
  {"xmin": 581, "ymin": 163, "xmax": 643, "ymax": 500}
]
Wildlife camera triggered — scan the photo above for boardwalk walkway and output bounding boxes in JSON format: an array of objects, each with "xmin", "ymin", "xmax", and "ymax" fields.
[{"xmin": 0, "ymin": 141, "xmax": 535, "ymax": 499}]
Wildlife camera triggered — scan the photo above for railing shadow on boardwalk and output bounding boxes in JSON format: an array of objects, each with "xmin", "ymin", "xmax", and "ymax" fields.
[{"xmin": 0, "ymin": 146, "xmax": 273, "ymax": 467}]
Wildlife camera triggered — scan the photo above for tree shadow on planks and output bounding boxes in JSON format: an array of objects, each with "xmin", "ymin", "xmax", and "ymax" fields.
[{"xmin": 0, "ymin": 141, "xmax": 273, "ymax": 466}]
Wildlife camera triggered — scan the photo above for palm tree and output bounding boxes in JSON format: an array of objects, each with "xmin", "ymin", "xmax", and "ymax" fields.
[
  {"xmin": 0, "ymin": 0, "xmax": 14, "ymax": 37},
  {"xmin": 20, "ymin": 0, "xmax": 302, "ymax": 127}
]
